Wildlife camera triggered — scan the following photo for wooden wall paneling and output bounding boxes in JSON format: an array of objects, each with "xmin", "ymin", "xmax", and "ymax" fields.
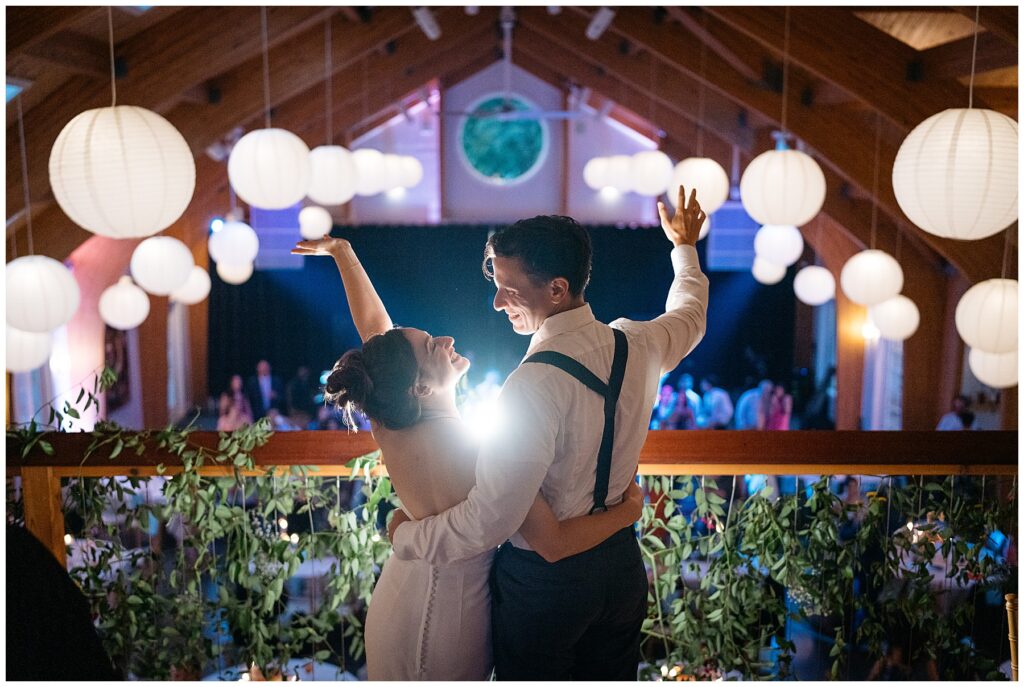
[
  {"xmin": 605, "ymin": 6, "xmax": 1006, "ymax": 285},
  {"xmin": 137, "ymin": 280, "xmax": 169, "ymax": 428}
]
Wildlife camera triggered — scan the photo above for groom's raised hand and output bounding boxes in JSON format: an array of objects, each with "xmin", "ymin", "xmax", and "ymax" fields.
[
  {"xmin": 657, "ymin": 186, "xmax": 706, "ymax": 248},
  {"xmin": 290, "ymin": 235, "xmax": 351, "ymax": 257}
]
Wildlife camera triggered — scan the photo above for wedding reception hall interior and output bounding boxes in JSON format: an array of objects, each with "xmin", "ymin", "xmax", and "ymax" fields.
[{"xmin": 5, "ymin": 4, "xmax": 1019, "ymax": 681}]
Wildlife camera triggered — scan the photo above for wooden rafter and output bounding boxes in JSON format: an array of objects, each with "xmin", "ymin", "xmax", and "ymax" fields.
[
  {"xmin": 6, "ymin": 6, "xmax": 100, "ymax": 56},
  {"xmin": 20, "ymin": 31, "xmax": 111, "ymax": 80},
  {"xmin": 918, "ymin": 31, "xmax": 1019, "ymax": 82},
  {"xmin": 953, "ymin": 6, "xmax": 1018, "ymax": 47}
]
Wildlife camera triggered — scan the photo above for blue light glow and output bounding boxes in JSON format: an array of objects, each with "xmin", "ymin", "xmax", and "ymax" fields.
[
  {"xmin": 6, "ymin": 84, "xmax": 23, "ymax": 102},
  {"xmin": 210, "ymin": 218, "xmax": 224, "ymax": 233}
]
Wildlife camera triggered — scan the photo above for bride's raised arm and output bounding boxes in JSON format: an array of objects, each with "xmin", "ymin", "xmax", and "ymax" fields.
[{"xmin": 292, "ymin": 235, "xmax": 393, "ymax": 343}]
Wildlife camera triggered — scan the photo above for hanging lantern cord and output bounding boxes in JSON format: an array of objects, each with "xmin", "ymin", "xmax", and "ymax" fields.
[
  {"xmin": 968, "ymin": 6, "xmax": 980, "ymax": 109},
  {"xmin": 261, "ymin": 6, "xmax": 272, "ymax": 129},
  {"xmin": 325, "ymin": 18, "xmax": 333, "ymax": 145},
  {"xmin": 17, "ymin": 94, "xmax": 34, "ymax": 256},
  {"xmin": 780, "ymin": 6, "xmax": 791, "ymax": 137},
  {"xmin": 696, "ymin": 10, "xmax": 708, "ymax": 158},
  {"xmin": 107, "ymin": 7, "xmax": 117, "ymax": 107},
  {"xmin": 869, "ymin": 112, "xmax": 881, "ymax": 250}
]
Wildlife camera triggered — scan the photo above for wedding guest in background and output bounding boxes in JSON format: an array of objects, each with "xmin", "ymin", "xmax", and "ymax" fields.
[
  {"xmin": 286, "ymin": 365, "xmax": 319, "ymax": 427},
  {"xmin": 735, "ymin": 379, "xmax": 773, "ymax": 430},
  {"xmin": 936, "ymin": 394, "xmax": 977, "ymax": 431},
  {"xmin": 217, "ymin": 374, "xmax": 253, "ymax": 431},
  {"xmin": 764, "ymin": 383, "xmax": 793, "ymax": 431},
  {"xmin": 698, "ymin": 375, "xmax": 733, "ymax": 429},
  {"xmin": 245, "ymin": 359, "xmax": 285, "ymax": 420}
]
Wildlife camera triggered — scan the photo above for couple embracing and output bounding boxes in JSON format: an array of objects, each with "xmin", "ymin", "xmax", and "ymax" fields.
[{"xmin": 291, "ymin": 189, "xmax": 709, "ymax": 680}]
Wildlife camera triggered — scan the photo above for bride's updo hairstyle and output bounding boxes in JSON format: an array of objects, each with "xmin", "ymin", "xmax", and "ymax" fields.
[{"xmin": 324, "ymin": 328, "xmax": 422, "ymax": 430}]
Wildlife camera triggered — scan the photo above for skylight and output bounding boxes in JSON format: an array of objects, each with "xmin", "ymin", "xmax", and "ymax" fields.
[{"xmin": 6, "ymin": 83, "xmax": 23, "ymax": 103}]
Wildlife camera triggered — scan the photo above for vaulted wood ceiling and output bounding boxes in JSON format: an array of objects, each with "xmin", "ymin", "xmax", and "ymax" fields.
[{"xmin": 6, "ymin": 5, "xmax": 1018, "ymax": 285}]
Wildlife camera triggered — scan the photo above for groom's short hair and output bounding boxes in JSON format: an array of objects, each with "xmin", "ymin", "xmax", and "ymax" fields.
[{"xmin": 483, "ymin": 215, "xmax": 592, "ymax": 297}]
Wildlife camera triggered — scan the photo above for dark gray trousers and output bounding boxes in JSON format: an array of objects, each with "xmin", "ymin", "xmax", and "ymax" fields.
[{"xmin": 490, "ymin": 527, "xmax": 648, "ymax": 681}]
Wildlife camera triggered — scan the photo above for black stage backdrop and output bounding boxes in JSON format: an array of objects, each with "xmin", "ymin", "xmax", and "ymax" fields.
[{"xmin": 207, "ymin": 224, "xmax": 795, "ymax": 399}]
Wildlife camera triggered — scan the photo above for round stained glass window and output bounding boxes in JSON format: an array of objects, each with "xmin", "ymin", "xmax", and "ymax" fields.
[{"xmin": 459, "ymin": 94, "xmax": 548, "ymax": 186}]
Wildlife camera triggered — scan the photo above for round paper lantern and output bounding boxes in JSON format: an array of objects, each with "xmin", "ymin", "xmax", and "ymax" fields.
[
  {"xmin": 298, "ymin": 206, "xmax": 333, "ymax": 240},
  {"xmin": 969, "ymin": 348, "xmax": 1018, "ymax": 388},
  {"xmin": 399, "ymin": 156, "xmax": 424, "ymax": 188},
  {"xmin": 217, "ymin": 261, "xmax": 254, "ymax": 285},
  {"xmin": 48, "ymin": 105, "xmax": 195, "ymax": 238},
  {"xmin": 605, "ymin": 155, "xmax": 634, "ymax": 192},
  {"xmin": 955, "ymin": 278, "xmax": 1018, "ymax": 354},
  {"xmin": 754, "ymin": 224, "xmax": 805, "ymax": 267},
  {"xmin": 668, "ymin": 157, "xmax": 730, "ymax": 214},
  {"xmin": 840, "ymin": 249, "xmax": 904, "ymax": 307},
  {"xmin": 6, "ymin": 325, "xmax": 52, "ymax": 373},
  {"xmin": 752, "ymin": 256, "xmax": 786, "ymax": 285},
  {"xmin": 870, "ymin": 295, "xmax": 920, "ymax": 341},
  {"xmin": 170, "ymin": 266, "xmax": 211, "ymax": 305},
  {"xmin": 227, "ymin": 128, "xmax": 311, "ymax": 209},
  {"xmin": 630, "ymin": 150, "xmax": 673, "ymax": 196},
  {"xmin": 352, "ymin": 148, "xmax": 387, "ymax": 196},
  {"xmin": 739, "ymin": 148, "xmax": 826, "ymax": 226},
  {"xmin": 583, "ymin": 157, "xmax": 609, "ymax": 190},
  {"xmin": 130, "ymin": 236, "xmax": 194, "ymax": 296},
  {"xmin": 793, "ymin": 265, "xmax": 835, "ymax": 306},
  {"xmin": 99, "ymin": 276, "xmax": 151, "ymax": 330},
  {"xmin": 893, "ymin": 108, "xmax": 1017, "ymax": 240},
  {"xmin": 307, "ymin": 145, "xmax": 357, "ymax": 206},
  {"xmin": 208, "ymin": 220, "xmax": 259, "ymax": 267},
  {"xmin": 381, "ymin": 154, "xmax": 406, "ymax": 192},
  {"xmin": 6, "ymin": 255, "xmax": 81, "ymax": 333}
]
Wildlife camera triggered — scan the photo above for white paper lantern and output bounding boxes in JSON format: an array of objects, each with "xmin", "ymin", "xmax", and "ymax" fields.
[
  {"xmin": 740, "ymin": 148, "xmax": 826, "ymax": 226},
  {"xmin": 754, "ymin": 224, "xmax": 805, "ymax": 267},
  {"xmin": 307, "ymin": 145, "xmax": 357, "ymax": 206},
  {"xmin": 130, "ymin": 236, "xmax": 194, "ymax": 296},
  {"xmin": 840, "ymin": 249, "xmax": 904, "ymax": 307},
  {"xmin": 6, "ymin": 325, "xmax": 52, "ymax": 373},
  {"xmin": 208, "ymin": 220, "xmax": 259, "ymax": 267},
  {"xmin": 381, "ymin": 154, "xmax": 406, "ymax": 193},
  {"xmin": 298, "ymin": 206, "xmax": 334, "ymax": 240},
  {"xmin": 48, "ymin": 105, "xmax": 195, "ymax": 239},
  {"xmin": 968, "ymin": 348, "xmax": 1018, "ymax": 388},
  {"xmin": 170, "ymin": 266, "xmax": 211, "ymax": 305},
  {"xmin": 352, "ymin": 148, "xmax": 387, "ymax": 196},
  {"xmin": 99, "ymin": 276, "xmax": 151, "ymax": 330},
  {"xmin": 668, "ymin": 157, "xmax": 730, "ymax": 215},
  {"xmin": 893, "ymin": 108, "xmax": 1017, "ymax": 240},
  {"xmin": 870, "ymin": 295, "xmax": 920, "ymax": 341},
  {"xmin": 793, "ymin": 265, "xmax": 835, "ymax": 306},
  {"xmin": 399, "ymin": 156, "xmax": 424, "ymax": 188},
  {"xmin": 583, "ymin": 157, "xmax": 609, "ymax": 190},
  {"xmin": 752, "ymin": 256, "xmax": 786, "ymax": 285},
  {"xmin": 6, "ymin": 255, "xmax": 81, "ymax": 333},
  {"xmin": 955, "ymin": 278, "xmax": 1018, "ymax": 354},
  {"xmin": 227, "ymin": 128, "xmax": 311, "ymax": 209},
  {"xmin": 217, "ymin": 261, "xmax": 254, "ymax": 285},
  {"xmin": 605, "ymin": 155, "xmax": 634, "ymax": 192},
  {"xmin": 630, "ymin": 150, "xmax": 673, "ymax": 196}
]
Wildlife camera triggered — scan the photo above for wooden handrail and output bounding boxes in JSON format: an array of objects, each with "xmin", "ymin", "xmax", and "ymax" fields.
[{"xmin": 8, "ymin": 430, "xmax": 1017, "ymax": 567}]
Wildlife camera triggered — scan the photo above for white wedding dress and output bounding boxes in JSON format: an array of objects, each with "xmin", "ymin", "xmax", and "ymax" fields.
[{"xmin": 364, "ymin": 417, "xmax": 495, "ymax": 681}]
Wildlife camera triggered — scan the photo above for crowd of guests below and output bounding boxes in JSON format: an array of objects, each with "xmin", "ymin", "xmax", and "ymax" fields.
[
  {"xmin": 215, "ymin": 362, "xmax": 984, "ymax": 435},
  {"xmin": 650, "ymin": 373, "xmax": 799, "ymax": 431}
]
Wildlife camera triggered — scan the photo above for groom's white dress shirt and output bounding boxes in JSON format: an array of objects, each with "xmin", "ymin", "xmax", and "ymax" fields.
[{"xmin": 393, "ymin": 244, "xmax": 709, "ymax": 564}]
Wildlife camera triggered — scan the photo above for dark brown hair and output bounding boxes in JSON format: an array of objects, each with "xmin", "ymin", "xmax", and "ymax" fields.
[
  {"xmin": 324, "ymin": 328, "xmax": 421, "ymax": 430},
  {"xmin": 482, "ymin": 215, "xmax": 592, "ymax": 296}
]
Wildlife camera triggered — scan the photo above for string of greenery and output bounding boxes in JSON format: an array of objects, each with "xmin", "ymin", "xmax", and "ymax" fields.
[{"xmin": 7, "ymin": 370, "xmax": 1017, "ymax": 680}]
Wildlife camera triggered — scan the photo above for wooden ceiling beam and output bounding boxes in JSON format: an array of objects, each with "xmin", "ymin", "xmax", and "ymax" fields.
[
  {"xmin": 6, "ymin": 6, "xmax": 100, "ymax": 56},
  {"xmin": 918, "ymin": 30, "xmax": 1019, "ymax": 80},
  {"xmin": 166, "ymin": 8, "xmax": 424, "ymax": 156},
  {"xmin": 662, "ymin": 6, "xmax": 761, "ymax": 83},
  {"xmin": 6, "ymin": 6, "xmax": 338, "ymax": 219},
  {"xmin": 703, "ymin": 6, "xmax": 972, "ymax": 131},
  {"xmin": 603, "ymin": 6, "xmax": 1007, "ymax": 284},
  {"xmin": 952, "ymin": 6, "xmax": 1018, "ymax": 47},
  {"xmin": 21, "ymin": 31, "xmax": 110, "ymax": 80},
  {"xmin": 516, "ymin": 9, "xmax": 754, "ymax": 153}
]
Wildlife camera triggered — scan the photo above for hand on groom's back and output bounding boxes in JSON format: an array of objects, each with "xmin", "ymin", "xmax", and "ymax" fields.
[{"xmin": 387, "ymin": 508, "xmax": 411, "ymax": 543}]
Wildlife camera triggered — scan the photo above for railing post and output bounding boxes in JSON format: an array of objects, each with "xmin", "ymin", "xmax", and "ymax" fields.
[
  {"xmin": 1007, "ymin": 593, "xmax": 1018, "ymax": 681},
  {"xmin": 22, "ymin": 466, "xmax": 66, "ymax": 568}
]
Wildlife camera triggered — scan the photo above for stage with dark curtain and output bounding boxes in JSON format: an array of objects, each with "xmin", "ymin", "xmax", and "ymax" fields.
[{"xmin": 207, "ymin": 223, "xmax": 796, "ymax": 400}]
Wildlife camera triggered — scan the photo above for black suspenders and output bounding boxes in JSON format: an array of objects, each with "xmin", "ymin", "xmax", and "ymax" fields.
[{"xmin": 522, "ymin": 328, "xmax": 629, "ymax": 514}]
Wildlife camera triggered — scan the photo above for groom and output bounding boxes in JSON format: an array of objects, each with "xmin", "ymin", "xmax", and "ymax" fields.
[{"xmin": 389, "ymin": 188, "xmax": 709, "ymax": 679}]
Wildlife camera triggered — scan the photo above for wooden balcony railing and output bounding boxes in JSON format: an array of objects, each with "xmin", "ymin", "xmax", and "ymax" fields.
[{"xmin": 7, "ymin": 430, "xmax": 1018, "ymax": 567}]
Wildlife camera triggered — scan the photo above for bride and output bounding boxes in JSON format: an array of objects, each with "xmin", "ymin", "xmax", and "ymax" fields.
[{"xmin": 291, "ymin": 235, "xmax": 642, "ymax": 680}]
